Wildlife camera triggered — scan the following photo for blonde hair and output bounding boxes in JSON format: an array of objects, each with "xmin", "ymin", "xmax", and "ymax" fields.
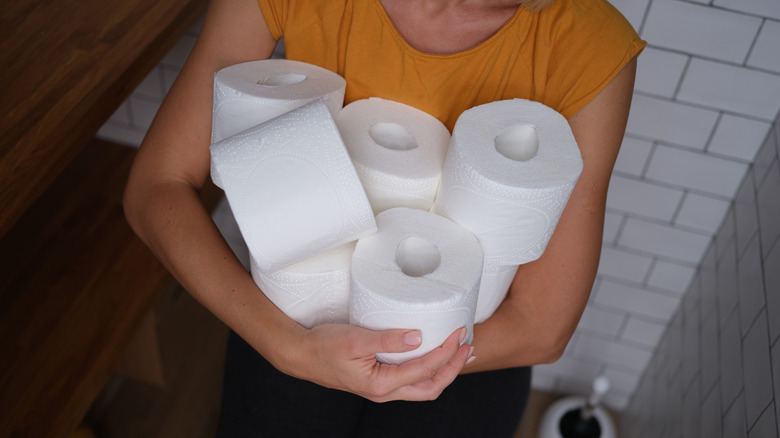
[{"xmin": 521, "ymin": 0, "xmax": 555, "ymax": 12}]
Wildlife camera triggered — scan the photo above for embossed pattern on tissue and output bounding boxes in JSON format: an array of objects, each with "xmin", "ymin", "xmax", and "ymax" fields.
[
  {"xmin": 210, "ymin": 100, "xmax": 375, "ymax": 272},
  {"xmin": 434, "ymin": 146, "xmax": 576, "ymax": 265}
]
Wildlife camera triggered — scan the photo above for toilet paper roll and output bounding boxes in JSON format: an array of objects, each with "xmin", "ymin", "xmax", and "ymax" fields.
[
  {"xmin": 336, "ymin": 98, "xmax": 451, "ymax": 214},
  {"xmin": 212, "ymin": 59, "xmax": 347, "ymax": 143},
  {"xmin": 475, "ymin": 263, "xmax": 519, "ymax": 324},
  {"xmin": 432, "ymin": 99, "xmax": 583, "ymax": 265},
  {"xmin": 250, "ymin": 242, "xmax": 355, "ymax": 328},
  {"xmin": 210, "ymin": 99, "xmax": 377, "ymax": 273},
  {"xmin": 350, "ymin": 208, "xmax": 483, "ymax": 364}
]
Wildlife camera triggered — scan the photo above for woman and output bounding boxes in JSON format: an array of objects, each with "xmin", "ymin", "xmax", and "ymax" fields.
[{"xmin": 124, "ymin": 0, "xmax": 644, "ymax": 435}]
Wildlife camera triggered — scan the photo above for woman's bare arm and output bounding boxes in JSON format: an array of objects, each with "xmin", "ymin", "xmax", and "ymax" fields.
[
  {"xmin": 466, "ymin": 58, "xmax": 638, "ymax": 371},
  {"xmin": 124, "ymin": 0, "xmax": 471, "ymax": 401}
]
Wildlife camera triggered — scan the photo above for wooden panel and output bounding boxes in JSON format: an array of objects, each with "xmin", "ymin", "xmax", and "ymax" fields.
[
  {"xmin": 92, "ymin": 287, "xmax": 229, "ymax": 438},
  {"xmin": 0, "ymin": 139, "xmax": 221, "ymax": 438},
  {"xmin": 0, "ymin": 0, "xmax": 208, "ymax": 239}
]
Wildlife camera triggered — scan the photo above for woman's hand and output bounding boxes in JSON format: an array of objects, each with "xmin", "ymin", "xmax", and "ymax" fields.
[{"xmin": 290, "ymin": 325, "xmax": 473, "ymax": 402}]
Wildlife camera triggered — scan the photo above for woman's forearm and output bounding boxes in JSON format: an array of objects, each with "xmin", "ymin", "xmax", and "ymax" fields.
[
  {"xmin": 465, "ymin": 197, "xmax": 603, "ymax": 372},
  {"xmin": 464, "ymin": 58, "xmax": 638, "ymax": 373},
  {"xmin": 123, "ymin": 178, "xmax": 307, "ymax": 370}
]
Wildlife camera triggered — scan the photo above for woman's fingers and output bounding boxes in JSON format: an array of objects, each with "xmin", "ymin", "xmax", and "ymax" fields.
[
  {"xmin": 358, "ymin": 328, "xmax": 424, "ymax": 357},
  {"xmin": 300, "ymin": 324, "xmax": 472, "ymax": 402},
  {"xmin": 361, "ymin": 327, "xmax": 472, "ymax": 402}
]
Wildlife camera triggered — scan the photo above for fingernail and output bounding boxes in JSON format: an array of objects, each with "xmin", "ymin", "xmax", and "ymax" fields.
[
  {"xmin": 459, "ymin": 327, "xmax": 467, "ymax": 344},
  {"xmin": 466, "ymin": 347, "xmax": 477, "ymax": 365},
  {"xmin": 404, "ymin": 330, "xmax": 422, "ymax": 346}
]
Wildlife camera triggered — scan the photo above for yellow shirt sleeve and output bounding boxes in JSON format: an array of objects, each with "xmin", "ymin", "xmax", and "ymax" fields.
[{"xmin": 538, "ymin": 0, "xmax": 647, "ymax": 118}]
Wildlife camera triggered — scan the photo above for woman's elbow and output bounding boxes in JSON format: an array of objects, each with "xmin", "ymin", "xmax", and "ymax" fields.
[
  {"xmin": 535, "ymin": 335, "xmax": 569, "ymax": 364},
  {"xmin": 521, "ymin": 325, "xmax": 574, "ymax": 365},
  {"xmin": 122, "ymin": 166, "xmax": 156, "ymax": 238}
]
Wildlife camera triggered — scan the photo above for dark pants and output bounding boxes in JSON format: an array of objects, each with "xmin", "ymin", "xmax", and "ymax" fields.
[{"xmin": 217, "ymin": 331, "xmax": 531, "ymax": 438}]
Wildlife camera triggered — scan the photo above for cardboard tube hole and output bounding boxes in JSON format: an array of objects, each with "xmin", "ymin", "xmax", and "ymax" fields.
[
  {"xmin": 257, "ymin": 73, "xmax": 307, "ymax": 86},
  {"xmin": 495, "ymin": 122, "xmax": 539, "ymax": 162},
  {"xmin": 369, "ymin": 122, "xmax": 418, "ymax": 151},
  {"xmin": 396, "ymin": 236, "xmax": 441, "ymax": 277}
]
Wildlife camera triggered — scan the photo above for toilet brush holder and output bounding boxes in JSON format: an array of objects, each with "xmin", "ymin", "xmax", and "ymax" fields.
[{"xmin": 537, "ymin": 376, "xmax": 617, "ymax": 438}]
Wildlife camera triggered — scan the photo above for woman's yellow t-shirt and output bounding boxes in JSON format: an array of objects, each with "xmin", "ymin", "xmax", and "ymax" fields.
[{"xmin": 258, "ymin": 0, "xmax": 646, "ymax": 131}]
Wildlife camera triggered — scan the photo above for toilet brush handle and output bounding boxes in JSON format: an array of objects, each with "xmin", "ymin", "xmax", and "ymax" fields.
[{"xmin": 581, "ymin": 376, "xmax": 610, "ymax": 420}]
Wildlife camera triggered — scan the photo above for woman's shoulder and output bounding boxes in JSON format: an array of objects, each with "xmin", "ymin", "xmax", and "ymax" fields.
[{"xmin": 529, "ymin": 0, "xmax": 645, "ymax": 117}]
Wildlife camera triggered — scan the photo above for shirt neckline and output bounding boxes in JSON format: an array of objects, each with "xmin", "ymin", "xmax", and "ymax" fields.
[{"xmin": 370, "ymin": 0, "xmax": 525, "ymax": 59}]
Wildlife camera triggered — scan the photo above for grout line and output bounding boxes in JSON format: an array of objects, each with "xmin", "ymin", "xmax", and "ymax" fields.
[
  {"xmin": 669, "ymin": 190, "xmax": 688, "ymax": 226},
  {"xmin": 635, "ymin": 0, "xmax": 654, "ymax": 36},
  {"xmin": 765, "ymin": 318, "xmax": 779, "ymax": 435},
  {"xmin": 755, "ymin": 145, "xmax": 779, "ymax": 190},
  {"xmin": 743, "ymin": 18, "xmax": 765, "ymax": 67},
  {"xmin": 672, "ymin": 54, "xmax": 692, "ymax": 100},
  {"xmin": 700, "ymin": 375, "xmax": 721, "ymax": 411},
  {"xmin": 598, "ymin": 271, "xmax": 690, "ymax": 302},
  {"xmin": 702, "ymin": 3, "xmax": 780, "ymax": 22},
  {"xmin": 747, "ymin": 398, "xmax": 775, "ymax": 434},
  {"xmin": 702, "ymin": 111, "xmax": 723, "ymax": 154},
  {"xmin": 610, "ymin": 208, "xmax": 719, "ymax": 238},
  {"xmin": 635, "ymin": 86, "xmax": 779, "ymax": 124},
  {"xmin": 615, "ymin": 312, "xmax": 631, "ymax": 341},
  {"xmin": 643, "ymin": 257, "xmax": 657, "ymax": 287},
  {"xmin": 612, "ymin": 212, "xmax": 629, "ymax": 246}
]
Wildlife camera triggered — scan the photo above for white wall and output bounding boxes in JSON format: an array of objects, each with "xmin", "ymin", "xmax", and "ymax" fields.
[{"xmin": 621, "ymin": 111, "xmax": 780, "ymax": 438}]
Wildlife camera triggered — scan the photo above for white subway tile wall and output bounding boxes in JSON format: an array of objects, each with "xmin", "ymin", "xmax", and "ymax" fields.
[
  {"xmin": 634, "ymin": 47, "xmax": 688, "ymax": 98},
  {"xmin": 742, "ymin": 311, "xmax": 773, "ymax": 428},
  {"xmin": 97, "ymin": 0, "xmax": 780, "ymax": 419},
  {"xmin": 614, "ymin": 136, "xmax": 653, "ymax": 176},
  {"xmin": 598, "ymin": 246, "xmax": 654, "ymax": 282},
  {"xmin": 619, "ymin": 218, "xmax": 712, "ymax": 263},
  {"xmin": 602, "ymin": 211, "xmax": 624, "ymax": 243},
  {"xmin": 642, "ymin": 1, "xmax": 762, "ymax": 64},
  {"xmin": 722, "ymin": 394, "xmax": 748, "ymax": 438},
  {"xmin": 708, "ymin": 114, "xmax": 772, "ymax": 162},
  {"xmin": 646, "ymin": 259, "xmax": 696, "ymax": 295},
  {"xmin": 714, "ymin": 0, "xmax": 780, "ymax": 21},
  {"xmin": 749, "ymin": 19, "xmax": 780, "ymax": 73},
  {"xmin": 621, "ymin": 316, "xmax": 667, "ymax": 347},
  {"xmin": 758, "ymin": 160, "xmax": 780, "ymax": 256},
  {"xmin": 607, "ymin": 174, "xmax": 684, "ymax": 221},
  {"xmin": 674, "ymin": 192, "xmax": 731, "ymax": 234},
  {"xmin": 645, "ymin": 144, "xmax": 749, "ymax": 198},
  {"xmin": 678, "ymin": 58, "xmax": 780, "ymax": 120},
  {"xmin": 773, "ymin": 342, "xmax": 780, "ymax": 433},
  {"xmin": 622, "ymin": 115, "xmax": 780, "ymax": 436},
  {"xmin": 609, "ymin": 0, "xmax": 650, "ymax": 30},
  {"xmin": 627, "ymin": 94, "xmax": 719, "ymax": 149},
  {"xmin": 595, "ymin": 279, "xmax": 681, "ymax": 320},
  {"xmin": 577, "ymin": 304, "xmax": 627, "ymax": 337}
]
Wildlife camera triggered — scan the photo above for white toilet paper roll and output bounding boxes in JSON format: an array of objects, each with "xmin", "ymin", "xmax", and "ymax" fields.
[
  {"xmin": 350, "ymin": 208, "xmax": 483, "ymax": 364},
  {"xmin": 432, "ymin": 99, "xmax": 583, "ymax": 265},
  {"xmin": 210, "ymin": 99, "xmax": 377, "ymax": 273},
  {"xmin": 475, "ymin": 263, "xmax": 519, "ymax": 324},
  {"xmin": 212, "ymin": 59, "xmax": 346, "ymax": 143},
  {"xmin": 336, "ymin": 98, "xmax": 451, "ymax": 214},
  {"xmin": 250, "ymin": 242, "xmax": 355, "ymax": 328}
]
